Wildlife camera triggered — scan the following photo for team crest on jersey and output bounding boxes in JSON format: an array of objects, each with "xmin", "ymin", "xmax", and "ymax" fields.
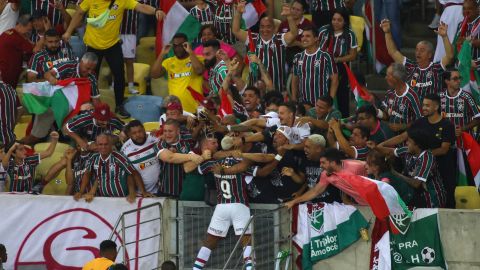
[
  {"xmin": 399, "ymin": 103, "xmax": 406, "ymax": 112},
  {"xmin": 458, "ymin": 99, "xmax": 464, "ymax": 111},
  {"xmin": 297, "ymin": 60, "xmax": 303, "ymax": 65},
  {"xmin": 269, "ymin": 43, "xmax": 276, "ymax": 49},
  {"xmin": 110, "ymin": 163, "xmax": 116, "ymax": 170},
  {"xmin": 314, "ymin": 60, "xmax": 321, "ymax": 67},
  {"xmin": 426, "ymin": 71, "xmax": 432, "ymax": 78},
  {"xmin": 112, "ymin": 4, "xmax": 119, "ymax": 10},
  {"xmin": 186, "ymin": 62, "xmax": 192, "ymax": 67}
]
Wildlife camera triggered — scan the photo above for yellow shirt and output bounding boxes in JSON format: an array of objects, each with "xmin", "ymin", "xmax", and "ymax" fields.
[
  {"xmin": 80, "ymin": 0, "xmax": 138, "ymax": 49},
  {"xmin": 82, "ymin": 257, "xmax": 114, "ymax": 270},
  {"xmin": 162, "ymin": 56, "xmax": 204, "ymax": 113}
]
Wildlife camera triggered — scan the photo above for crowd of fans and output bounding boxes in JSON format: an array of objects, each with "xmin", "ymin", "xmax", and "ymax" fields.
[{"xmin": 0, "ymin": 0, "xmax": 479, "ymax": 269}]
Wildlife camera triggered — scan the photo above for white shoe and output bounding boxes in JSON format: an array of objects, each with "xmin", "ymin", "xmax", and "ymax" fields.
[
  {"xmin": 128, "ymin": 87, "xmax": 140, "ymax": 94},
  {"xmin": 428, "ymin": 14, "xmax": 440, "ymax": 30}
]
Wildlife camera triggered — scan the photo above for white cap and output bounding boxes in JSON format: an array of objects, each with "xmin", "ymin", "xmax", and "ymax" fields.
[{"xmin": 276, "ymin": 126, "xmax": 293, "ymax": 143}]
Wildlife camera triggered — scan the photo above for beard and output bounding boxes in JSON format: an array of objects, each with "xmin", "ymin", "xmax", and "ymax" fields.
[
  {"xmin": 204, "ymin": 58, "xmax": 217, "ymax": 69},
  {"xmin": 132, "ymin": 136, "xmax": 147, "ymax": 146},
  {"xmin": 46, "ymin": 47, "xmax": 60, "ymax": 54}
]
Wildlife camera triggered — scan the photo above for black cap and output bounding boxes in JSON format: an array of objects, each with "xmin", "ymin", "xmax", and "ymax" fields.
[{"xmin": 31, "ymin": 9, "xmax": 47, "ymax": 20}]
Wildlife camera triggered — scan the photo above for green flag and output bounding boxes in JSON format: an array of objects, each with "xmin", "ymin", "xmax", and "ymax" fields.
[{"xmin": 390, "ymin": 209, "xmax": 447, "ymax": 270}]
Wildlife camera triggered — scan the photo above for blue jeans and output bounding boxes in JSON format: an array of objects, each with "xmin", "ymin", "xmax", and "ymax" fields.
[{"xmin": 374, "ymin": 0, "xmax": 402, "ymax": 49}]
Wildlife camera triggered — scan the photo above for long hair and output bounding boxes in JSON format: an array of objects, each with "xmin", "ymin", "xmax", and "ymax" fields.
[{"xmin": 324, "ymin": 8, "xmax": 351, "ymax": 53}]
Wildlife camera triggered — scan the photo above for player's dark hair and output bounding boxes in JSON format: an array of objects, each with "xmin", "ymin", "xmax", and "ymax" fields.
[
  {"xmin": 99, "ymin": 240, "xmax": 117, "ymax": 253},
  {"xmin": 317, "ymin": 95, "xmax": 334, "ymax": 107},
  {"xmin": 279, "ymin": 101, "xmax": 296, "ymax": 115},
  {"xmin": 45, "ymin": 29, "xmax": 59, "ymax": 38},
  {"xmin": 203, "ymin": 39, "xmax": 221, "ymax": 51},
  {"xmin": 320, "ymin": 148, "xmax": 346, "ymax": 164},
  {"xmin": 302, "ymin": 24, "xmax": 319, "ymax": 37},
  {"xmin": 353, "ymin": 125, "xmax": 370, "ymax": 140},
  {"xmin": 161, "ymin": 260, "xmax": 177, "ymax": 270},
  {"xmin": 356, "ymin": 104, "xmax": 378, "ymax": 119},
  {"xmin": 423, "ymin": 93, "xmax": 441, "ymax": 114},
  {"xmin": 108, "ymin": 264, "xmax": 128, "ymax": 270},
  {"xmin": 244, "ymin": 86, "xmax": 261, "ymax": 97},
  {"xmin": 407, "ymin": 127, "xmax": 432, "ymax": 151},
  {"xmin": 125, "ymin": 120, "xmax": 144, "ymax": 134},
  {"xmin": 173, "ymin": 32, "xmax": 188, "ymax": 42}
]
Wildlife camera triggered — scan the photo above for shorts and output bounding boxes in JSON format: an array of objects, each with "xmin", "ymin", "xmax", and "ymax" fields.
[
  {"xmin": 207, "ymin": 203, "xmax": 251, "ymax": 237},
  {"xmin": 31, "ymin": 109, "xmax": 54, "ymax": 138},
  {"xmin": 120, "ymin": 34, "xmax": 137, "ymax": 59}
]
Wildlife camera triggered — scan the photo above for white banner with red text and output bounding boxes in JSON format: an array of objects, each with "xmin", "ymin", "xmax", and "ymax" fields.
[{"xmin": 0, "ymin": 194, "xmax": 164, "ymax": 270}]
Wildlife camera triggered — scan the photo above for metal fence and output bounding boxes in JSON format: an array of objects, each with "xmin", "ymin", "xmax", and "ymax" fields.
[
  {"xmin": 109, "ymin": 202, "xmax": 165, "ymax": 270},
  {"xmin": 177, "ymin": 202, "xmax": 292, "ymax": 270}
]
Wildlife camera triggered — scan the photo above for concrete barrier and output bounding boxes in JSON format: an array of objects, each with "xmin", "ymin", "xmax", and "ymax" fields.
[{"xmin": 309, "ymin": 207, "xmax": 480, "ymax": 270}]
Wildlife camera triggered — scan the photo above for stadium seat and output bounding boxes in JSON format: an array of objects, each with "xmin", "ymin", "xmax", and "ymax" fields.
[
  {"xmin": 350, "ymin": 16, "xmax": 365, "ymax": 52},
  {"xmin": 99, "ymin": 88, "xmax": 116, "ymax": 111},
  {"xmin": 34, "ymin": 142, "xmax": 71, "ymax": 154},
  {"xmin": 14, "ymin": 123, "xmax": 29, "ymax": 139},
  {"xmin": 124, "ymin": 63, "xmax": 150, "ymax": 96},
  {"xmin": 19, "ymin": 114, "xmax": 32, "ymax": 124},
  {"xmin": 139, "ymin": 36, "xmax": 156, "ymax": 46},
  {"xmin": 42, "ymin": 169, "xmax": 68, "ymax": 195},
  {"xmin": 455, "ymin": 186, "xmax": 480, "ymax": 209},
  {"xmin": 144, "ymin": 121, "xmax": 160, "ymax": 132},
  {"xmin": 151, "ymin": 77, "xmax": 168, "ymax": 98},
  {"xmin": 136, "ymin": 43, "xmax": 156, "ymax": 66}
]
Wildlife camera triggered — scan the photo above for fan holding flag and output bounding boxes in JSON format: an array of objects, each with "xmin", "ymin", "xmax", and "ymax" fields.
[{"xmin": 233, "ymin": 1, "xmax": 298, "ymax": 92}]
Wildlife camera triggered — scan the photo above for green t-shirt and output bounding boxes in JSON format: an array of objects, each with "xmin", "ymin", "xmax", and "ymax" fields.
[{"xmin": 179, "ymin": 172, "xmax": 205, "ymax": 201}]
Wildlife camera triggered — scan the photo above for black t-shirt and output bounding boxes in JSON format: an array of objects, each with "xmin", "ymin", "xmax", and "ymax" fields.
[
  {"xmin": 411, "ymin": 117, "xmax": 455, "ymax": 163},
  {"xmin": 270, "ymin": 150, "xmax": 305, "ymax": 201},
  {"xmin": 410, "ymin": 117, "xmax": 457, "ymax": 183},
  {"xmin": 246, "ymin": 142, "xmax": 278, "ymax": 203},
  {"xmin": 304, "ymin": 159, "xmax": 342, "ymax": 203}
]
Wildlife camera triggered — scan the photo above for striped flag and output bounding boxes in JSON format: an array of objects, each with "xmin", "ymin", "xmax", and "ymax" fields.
[
  {"xmin": 241, "ymin": 0, "xmax": 267, "ymax": 29},
  {"xmin": 457, "ymin": 39, "xmax": 480, "ymax": 105},
  {"xmin": 344, "ymin": 63, "xmax": 373, "ymax": 108},
  {"xmin": 334, "ymin": 172, "xmax": 411, "ymax": 220},
  {"xmin": 22, "ymin": 78, "xmax": 91, "ymax": 127},
  {"xmin": 462, "ymin": 132, "xmax": 480, "ymax": 188},
  {"xmin": 155, "ymin": 0, "xmax": 201, "ymax": 55}
]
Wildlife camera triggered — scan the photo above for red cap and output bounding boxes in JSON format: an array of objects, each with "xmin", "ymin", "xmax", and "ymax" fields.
[
  {"xmin": 166, "ymin": 101, "xmax": 183, "ymax": 112},
  {"xmin": 92, "ymin": 102, "xmax": 114, "ymax": 121},
  {"xmin": 202, "ymin": 99, "xmax": 216, "ymax": 110}
]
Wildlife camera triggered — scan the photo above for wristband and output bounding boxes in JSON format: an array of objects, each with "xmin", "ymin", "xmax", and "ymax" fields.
[
  {"xmin": 376, "ymin": 109, "xmax": 384, "ymax": 119},
  {"xmin": 275, "ymin": 154, "xmax": 283, "ymax": 161}
]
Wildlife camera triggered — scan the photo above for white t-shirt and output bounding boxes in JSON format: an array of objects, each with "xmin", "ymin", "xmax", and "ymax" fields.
[
  {"xmin": 0, "ymin": 3, "xmax": 19, "ymax": 35},
  {"xmin": 121, "ymin": 133, "xmax": 160, "ymax": 193}
]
